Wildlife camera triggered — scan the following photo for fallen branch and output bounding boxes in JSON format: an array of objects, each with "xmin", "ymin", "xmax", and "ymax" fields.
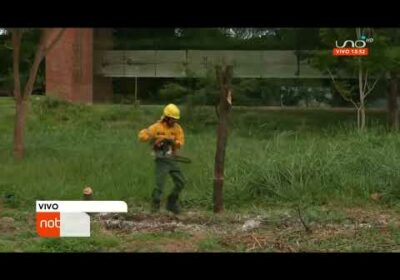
[{"xmin": 251, "ymin": 234, "xmax": 263, "ymax": 249}]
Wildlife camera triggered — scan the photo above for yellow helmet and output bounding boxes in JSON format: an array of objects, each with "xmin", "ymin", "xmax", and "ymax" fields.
[{"xmin": 163, "ymin": 104, "xmax": 180, "ymax": 119}]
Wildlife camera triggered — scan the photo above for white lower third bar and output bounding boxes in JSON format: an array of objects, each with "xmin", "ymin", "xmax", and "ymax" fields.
[
  {"xmin": 36, "ymin": 201, "xmax": 128, "ymax": 213},
  {"xmin": 60, "ymin": 212, "xmax": 90, "ymax": 237}
]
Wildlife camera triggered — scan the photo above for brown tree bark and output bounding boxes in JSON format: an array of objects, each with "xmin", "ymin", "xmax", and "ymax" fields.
[
  {"xmin": 213, "ymin": 65, "xmax": 233, "ymax": 213},
  {"xmin": 11, "ymin": 28, "xmax": 65, "ymax": 160},
  {"xmin": 11, "ymin": 29, "xmax": 23, "ymax": 160}
]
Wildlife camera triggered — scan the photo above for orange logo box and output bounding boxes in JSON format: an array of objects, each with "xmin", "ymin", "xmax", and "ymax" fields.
[
  {"xmin": 333, "ymin": 48, "xmax": 369, "ymax": 56},
  {"xmin": 36, "ymin": 212, "xmax": 61, "ymax": 237}
]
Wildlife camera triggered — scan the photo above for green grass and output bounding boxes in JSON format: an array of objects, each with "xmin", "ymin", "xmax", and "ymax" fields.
[
  {"xmin": 23, "ymin": 234, "xmax": 121, "ymax": 252},
  {"xmin": 0, "ymin": 96, "xmax": 399, "ymax": 210},
  {"xmin": 196, "ymin": 237, "xmax": 226, "ymax": 251},
  {"xmin": 2, "ymin": 96, "xmax": 400, "ymax": 252},
  {"xmin": 297, "ymin": 228, "xmax": 400, "ymax": 252}
]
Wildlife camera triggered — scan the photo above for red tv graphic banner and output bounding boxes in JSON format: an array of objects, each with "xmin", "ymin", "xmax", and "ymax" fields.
[
  {"xmin": 36, "ymin": 201, "xmax": 127, "ymax": 237},
  {"xmin": 333, "ymin": 48, "xmax": 369, "ymax": 56}
]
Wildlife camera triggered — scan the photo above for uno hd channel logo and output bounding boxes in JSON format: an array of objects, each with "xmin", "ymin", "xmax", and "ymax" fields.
[{"xmin": 333, "ymin": 35, "xmax": 374, "ymax": 57}]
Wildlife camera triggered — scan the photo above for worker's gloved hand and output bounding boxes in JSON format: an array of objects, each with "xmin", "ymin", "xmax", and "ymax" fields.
[
  {"xmin": 153, "ymin": 138, "xmax": 176, "ymax": 153},
  {"xmin": 154, "ymin": 138, "xmax": 163, "ymax": 147},
  {"xmin": 164, "ymin": 138, "xmax": 175, "ymax": 146},
  {"xmin": 153, "ymin": 138, "xmax": 164, "ymax": 149},
  {"xmin": 153, "ymin": 138, "xmax": 171, "ymax": 149}
]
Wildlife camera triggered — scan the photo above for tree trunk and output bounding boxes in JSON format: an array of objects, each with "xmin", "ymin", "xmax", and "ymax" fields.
[
  {"xmin": 360, "ymin": 100, "xmax": 366, "ymax": 131},
  {"xmin": 14, "ymin": 98, "xmax": 26, "ymax": 160},
  {"xmin": 11, "ymin": 29, "xmax": 23, "ymax": 160},
  {"xmin": 213, "ymin": 65, "xmax": 233, "ymax": 213},
  {"xmin": 11, "ymin": 28, "xmax": 65, "ymax": 160},
  {"xmin": 388, "ymin": 71, "xmax": 399, "ymax": 131},
  {"xmin": 358, "ymin": 56, "xmax": 364, "ymax": 131}
]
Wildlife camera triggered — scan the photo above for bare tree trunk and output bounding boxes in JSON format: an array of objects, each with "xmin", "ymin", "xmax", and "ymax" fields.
[
  {"xmin": 14, "ymin": 99, "xmax": 26, "ymax": 160},
  {"xmin": 213, "ymin": 65, "xmax": 233, "ymax": 213},
  {"xmin": 11, "ymin": 29, "xmax": 23, "ymax": 160},
  {"xmin": 360, "ymin": 99, "xmax": 366, "ymax": 130},
  {"xmin": 388, "ymin": 71, "xmax": 399, "ymax": 131},
  {"xmin": 11, "ymin": 28, "xmax": 65, "ymax": 160},
  {"xmin": 358, "ymin": 56, "xmax": 365, "ymax": 131}
]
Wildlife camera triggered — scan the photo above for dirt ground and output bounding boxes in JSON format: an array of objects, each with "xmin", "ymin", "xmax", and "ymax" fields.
[{"xmin": 92, "ymin": 206, "xmax": 400, "ymax": 252}]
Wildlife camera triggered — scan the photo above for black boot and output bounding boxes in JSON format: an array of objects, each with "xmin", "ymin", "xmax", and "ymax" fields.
[{"xmin": 166, "ymin": 194, "xmax": 181, "ymax": 215}]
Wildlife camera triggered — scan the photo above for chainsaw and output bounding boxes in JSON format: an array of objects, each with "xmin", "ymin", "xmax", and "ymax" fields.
[{"xmin": 153, "ymin": 139, "xmax": 192, "ymax": 164}]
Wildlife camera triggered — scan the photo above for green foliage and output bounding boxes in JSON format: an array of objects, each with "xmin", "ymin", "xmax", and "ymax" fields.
[
  {"xmin": 113, "ymin": 28, "xmax": 323, "ymax": 50},
  {"xmin": 233, "ymin": 79, "xmax": 281, "ymax": 106},
  {"xmin": 309, "ymin": 28, "xmax": 394, "ymax": 117},
  {"xmin": 197, "ymin": 238, "xmax": 225, "ymax": 251},
  {"xmin": 31, "ymin": 96, "xmax": 88, "ymax": 123},
  {"xmin": 2, "ymin": 101, "xmax": 400, "ymax": 252},
  {"xmin": 0, "ymin": 29, "xmax": 44, "ymax": 93},
  {"xmin": 1, "ymin": 101, "xmax": 397, "ymax": 213},
  {"xmin": 159, "ymin": 83, "xmax": 188, "ymax": 103},
  {"xmin": 312, "ymin": 28, "xmax": 389, "ymax": 76}
]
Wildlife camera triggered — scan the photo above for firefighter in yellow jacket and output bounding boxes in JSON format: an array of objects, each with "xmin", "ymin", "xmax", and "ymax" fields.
[{"xmin": 138, "ymin": 104, "xmax": 185, "ymax": 214}]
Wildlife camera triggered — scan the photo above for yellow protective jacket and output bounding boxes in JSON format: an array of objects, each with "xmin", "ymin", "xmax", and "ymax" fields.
[{"xmin": 138, "ymin": 120, "xmax": 184, "ymax": 149}]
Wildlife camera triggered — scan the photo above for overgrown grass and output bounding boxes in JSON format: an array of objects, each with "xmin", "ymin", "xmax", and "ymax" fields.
[{"xmin": 0, "ymin": 96, "xmax": 399, "ymax": 213}]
